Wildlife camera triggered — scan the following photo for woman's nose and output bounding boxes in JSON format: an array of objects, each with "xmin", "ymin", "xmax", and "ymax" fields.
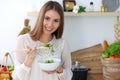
[{"xmin": 48, "ymin": 20, "xmax": 53, "ymax": 27}]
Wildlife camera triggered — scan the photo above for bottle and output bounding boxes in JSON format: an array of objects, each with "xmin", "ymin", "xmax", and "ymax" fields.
[
  {"xmin": 18, "ymin": 19, "xmax": 31, "ymax": 36},
  {"xmin": 101, "ymin": 5, "xmax": 107, "ymax": 12},
  {"xmin": 75, "ymin": 61, "xmax": 80, "ymax": 68},
  {"xmin": 89, "ymin": 2, "xmax": 94, "ymax": 12}
]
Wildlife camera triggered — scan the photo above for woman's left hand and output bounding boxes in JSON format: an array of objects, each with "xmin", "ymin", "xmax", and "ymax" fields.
[{"xmin": 56, "ymin": 66, "xmax": 63, "ymax": 74}]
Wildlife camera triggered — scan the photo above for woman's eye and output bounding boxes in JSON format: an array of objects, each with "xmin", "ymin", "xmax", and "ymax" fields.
[
  {"xmin": 54, "ymin": 19, "xmax": 60, "ymax": 23},
  {"xmin": 45, "ymin": 17, "xmax": 50, "ymax": 20}
]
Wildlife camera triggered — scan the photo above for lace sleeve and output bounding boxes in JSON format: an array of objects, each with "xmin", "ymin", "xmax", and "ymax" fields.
[
  {"xmin": 12, "ymin": 35, "xmax": 31, "ymax": 80},
  {"xmin": 57, "ymin": 40, "xmax": 73, "ymax": 80}
]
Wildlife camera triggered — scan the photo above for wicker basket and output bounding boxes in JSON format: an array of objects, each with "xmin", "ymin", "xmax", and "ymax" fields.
[
  {"xmin": 101, "ymin": 58, "xmax": 120, "ymax": 80},
  {"xmin": 0, "ymin": 52, "xmax": 14, "ymax": 80}
]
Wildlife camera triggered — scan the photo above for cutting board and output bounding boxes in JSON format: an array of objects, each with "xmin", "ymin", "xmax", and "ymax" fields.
[{"xmin": 71, "ymin": 44, "xmax": 103, "ymax": 73}]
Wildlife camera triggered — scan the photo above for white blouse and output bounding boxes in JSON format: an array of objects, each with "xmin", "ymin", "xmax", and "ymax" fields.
[{"xmin": 12, "ymin": 34, "xmax": 73, "ymax": 80}]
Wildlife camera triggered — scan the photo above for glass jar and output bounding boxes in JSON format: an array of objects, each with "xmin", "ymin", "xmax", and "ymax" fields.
[
  {"xmin": 101, "ymin": 5, "xmax": 107, "ymax": 12},
  {"xmin": 89, "ymin": 2, "xmax": 94, "ymax": 12}
]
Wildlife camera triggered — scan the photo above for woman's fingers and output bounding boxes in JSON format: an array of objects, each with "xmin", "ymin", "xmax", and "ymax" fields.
[
  {"xmin": 42, "ymin": 67, "xmax": 63, "ymax": 74},
  {"xmin": 56, "ymin": 66, "xmax": 63, "ymax": 73},
  {"xmin": 25, "ymin": 46, "xmax": 36, "ymax": 60},
  {"xmin": 26, "ymin": 46, "xmax": 32, "ymax": 54},
  {"xmin": 42, "ymin": 70, "xmax": 56, "ymax": 74},
  {"xmin": 26, "ymin": 46, "xmax": 36, "ymax": 54}
]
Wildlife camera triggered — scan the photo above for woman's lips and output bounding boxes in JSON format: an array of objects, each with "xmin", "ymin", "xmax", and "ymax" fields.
[{"xmin": 46, "ymin": 27, "xmax": 53, "ymax": 31}]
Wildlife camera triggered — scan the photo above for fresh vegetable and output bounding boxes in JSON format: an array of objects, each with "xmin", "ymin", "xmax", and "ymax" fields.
[
  {"xmin": 0, "ymin": 66, "xmax": 7, "ymax": 72},
  {"xmin": 8, "ymin": 64, "xmax": 14, "ymax": 71},
  {"xmin": 42, "ymin": 43, "xmax": 52, "ymax": 47},
  {"xmin": 42, "ymin": 43, "xmax": 54, "ymax": 52},
  {"xmin": 45, "ymin": 60, "xmax": 54, "ymax": 63},
  {"xmin": 102, "ymin": 53, "xmax": 109, "ymax": 58},
  {"xmin": 103, "ymin": 40, "xmax": 109, "ymax": 51},
  {"xmin": 109, "ymin": 53, "xmax": 120, "ymax": 59},
  {"xmin": 3, "ymin": 78, "xmax": 9, "ymax": 80},
  {"xmin": 102, "ymin": 42, "xmax": 120, "ymax": 58}
]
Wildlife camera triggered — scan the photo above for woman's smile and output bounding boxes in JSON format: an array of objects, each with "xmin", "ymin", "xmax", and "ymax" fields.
[{"xmin": 45, "ymin": 26, "xmax": 53, "ymax": 31}]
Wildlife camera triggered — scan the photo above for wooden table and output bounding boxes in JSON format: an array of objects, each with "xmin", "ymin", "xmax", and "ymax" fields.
[{"xmin": 88, "ymin": 73, "xmax": 103, "ymax": 80}]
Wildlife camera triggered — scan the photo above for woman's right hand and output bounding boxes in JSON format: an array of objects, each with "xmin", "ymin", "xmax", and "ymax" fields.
[{"xmin": 24, "ymin": 46, "xmax": 36, "ymax": 67}]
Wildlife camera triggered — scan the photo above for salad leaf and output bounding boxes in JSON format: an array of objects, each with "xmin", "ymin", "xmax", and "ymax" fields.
[{"xmin": 42, "ymin": 43, "xmax": 54, "ymax": 52}]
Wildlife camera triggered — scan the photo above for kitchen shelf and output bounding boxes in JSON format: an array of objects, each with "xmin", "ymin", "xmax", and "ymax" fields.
[
  {"xmin": 64, "ymin": 12, "xmax": 120, "ymax": 16},
  {"xmin": 27, "ymin": 11, "xmax": 120, "ymax": 17}
]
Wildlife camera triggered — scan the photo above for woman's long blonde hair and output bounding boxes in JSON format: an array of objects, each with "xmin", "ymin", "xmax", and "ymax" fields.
[{"xmin": 29, "ymin": 1, "xmax": 64, "ymax": 41}]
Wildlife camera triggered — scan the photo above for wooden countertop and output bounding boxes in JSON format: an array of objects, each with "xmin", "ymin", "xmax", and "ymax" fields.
[{"xmin": 88, "ymin": 72, "xmax": 103, "ymax": 80}]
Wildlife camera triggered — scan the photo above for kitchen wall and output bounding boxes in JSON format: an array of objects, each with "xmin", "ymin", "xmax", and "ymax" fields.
[{"xmin": 0, "ymin": 0, "xmax": 118, "ymax": 64}]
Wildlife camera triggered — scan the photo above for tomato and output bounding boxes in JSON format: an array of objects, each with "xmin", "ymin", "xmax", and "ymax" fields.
[
  {"xmin": 109, "ymin": 53, "xmax": 120, "ymax": 59},
  {"xmin": 109, "ymin": 56, "xmax": 115, "ymax": 59},
  {"xmin": 0, "ymin": 66, "xmax": 7, "ymax": 72}
]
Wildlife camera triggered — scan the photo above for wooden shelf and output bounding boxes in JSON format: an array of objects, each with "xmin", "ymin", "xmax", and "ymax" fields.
[
  {"xmin": 27, "ymin": 11, "xmax": 120, "ymax": 17},
  {"xmin": 64, "ymin": 12, "xmax": 120, "ymax": 16}
]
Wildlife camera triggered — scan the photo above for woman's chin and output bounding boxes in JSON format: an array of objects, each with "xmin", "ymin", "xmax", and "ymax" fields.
[
  {"xmin": 44, "ymin": 29, "xmax": 54, "ymax": 34},
  {"xmin": 44, "ymin": 31, "xmax": 53, "ymax": 35}
]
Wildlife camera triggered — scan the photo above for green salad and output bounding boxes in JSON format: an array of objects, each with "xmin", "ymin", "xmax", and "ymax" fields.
[{"xmin": 45, "ymin": 60, "xmax": 54, "ymax": 63}]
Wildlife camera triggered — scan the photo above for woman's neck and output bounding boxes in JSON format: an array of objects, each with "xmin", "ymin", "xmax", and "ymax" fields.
[{"xmin": 39, "ymin": 34, "xmax": 53, "ymax": 43}]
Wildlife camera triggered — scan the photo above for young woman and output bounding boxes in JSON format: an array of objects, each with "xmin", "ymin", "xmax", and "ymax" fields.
[{"xmin": 12, "ymin": 1, "xmax": 72, "ymax": 80}]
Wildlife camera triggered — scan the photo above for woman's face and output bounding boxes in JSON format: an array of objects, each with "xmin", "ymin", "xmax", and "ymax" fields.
[{"xmin": 43, "ymin": 10, "xmax": 60, "ymax": 35}]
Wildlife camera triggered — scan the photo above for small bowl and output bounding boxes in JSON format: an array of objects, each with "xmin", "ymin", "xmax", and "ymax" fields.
[{"xmin": 38, "ymin": 58, "xmax": 61, "ymax": 71}]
